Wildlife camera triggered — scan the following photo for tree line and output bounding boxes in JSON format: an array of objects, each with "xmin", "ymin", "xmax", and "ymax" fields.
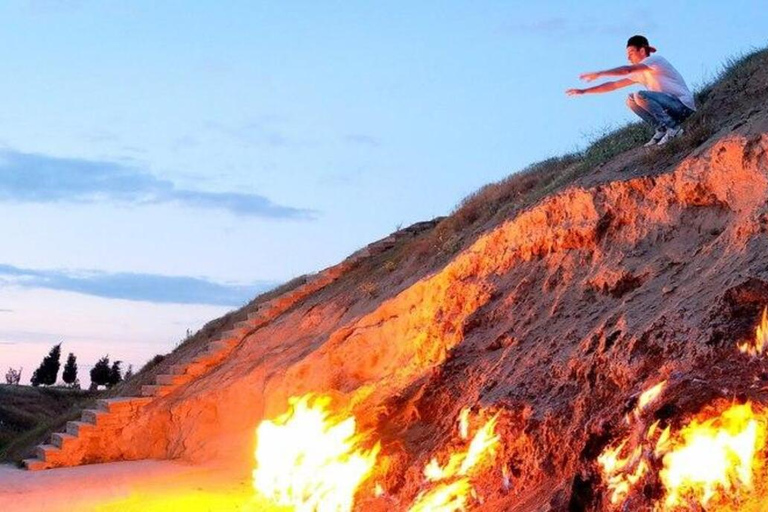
[{"xmin": 4, "ymin": 343, "xmax": 133, "ymax": 390}]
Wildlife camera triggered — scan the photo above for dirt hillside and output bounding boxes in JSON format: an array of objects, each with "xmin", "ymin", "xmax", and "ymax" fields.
[{"xmin": 16, "ymin": 48, "xmax": 768, "ymax": 511}]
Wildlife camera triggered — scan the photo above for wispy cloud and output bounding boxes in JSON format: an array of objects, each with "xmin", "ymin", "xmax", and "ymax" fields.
[
  {"xmin": 344, "ymin": 134, "xmax": 381, "ymax": 147},
  {"xmin": 0, "ymin": 148, "xmax": 315, "ymax": 219},
  {"xmin": 0, "ymin": 263, "xmax": 277, "ymax": 306},
  {"xmin": 504, "ymin": 13, "xmax": 657, "ymax": 37},
  {"xmin": 204, "ymin": 118, "xmax": 293, "ymax": 148}
]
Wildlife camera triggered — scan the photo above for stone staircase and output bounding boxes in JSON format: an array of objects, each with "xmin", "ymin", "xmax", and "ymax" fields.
[
  {"xmin": 23, "ymin": 218, "xmax": 442, "ymax": 470},
  {"xmin": 22, "ymin": 397, "xmax": 152, "ymax": 470},
  {"xmin": 22, "ymin": 261, "xmax": 353, "ymax": 471}
]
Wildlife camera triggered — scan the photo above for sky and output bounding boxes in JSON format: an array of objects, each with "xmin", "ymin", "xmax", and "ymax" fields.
[{"xmin": 1, "ymin": 1, "xmax": 766, "ymax": 386}]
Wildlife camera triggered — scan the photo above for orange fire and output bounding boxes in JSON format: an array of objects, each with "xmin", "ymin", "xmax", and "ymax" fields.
[
  {"xmin": 253, "ymin": 394, "xmax": 380, "ymax": 512},
  {"xmin": 411, "ymin": 411, "xmax": 500, "ymax": 511},
  {"xmin": 624, "ymin": 380, "xmax": 666, "ymax": 424},
  {"xmin": 660, "ymin": 402, "xmax": 766, "ymax": 509},
  {"xmin": 598, "ymin": 400, "xmax": 768, "ymax": 510},
  {"xmin": 738, "ymin": 307, "xmax": 768, "ymax": 356},
  {"xmin": 408, "ymin": 479, "xmax": 472, "ymax": 512}
]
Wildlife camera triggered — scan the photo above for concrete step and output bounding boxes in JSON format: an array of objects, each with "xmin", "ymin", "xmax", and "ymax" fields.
[
  {"xmin": 186, "ymin": 360, "xmax": 212, "ymax": 376},
  {"xmin": 156, "ymin": 373, "xmax": 193, "ymax": 386},
  {"xmin": 82, "ymin": 409, "xmax": 108, "ymax": 425},
  {"xmin": 231, "ymin": 321, "xmax": 253, "ymax": 332},
  {"xmin": 168, "ymin": 364, "xmax": 186, "ymax": 375},
  {"xmin": 170, "ymin": 359, "xmax": 208, "ymax": 376},
  {"xmin": 141, "ymin": 384, "xmax": 172, "ymax": 398},
  {"xmin": 51, "ymin": 432, "xmax": 77, "ymax": 450},
  {"xmin": 247, "ymin": 309, "xmax": 273, "ymax": 321},
  {"xmin": 66, "ymin": 421, "xmax": 96, "ymax": 437},
  {"xmin": 23, "ymin": 458, "xmax": 47, "ymax": 471},
  {"xmin": 36, "ymin": 444, "xmax": 61, "ymax": 462},
  {"xmin": 96, "ymin": 397, "xmax": 152, "ymax": 412},
  {"xmin": 200, "ymin": 349, "xmax": 227, "ymax": 364},
  {"xmin": 208, "ymin": 338, "xmax": 238, "ymax": 353}
]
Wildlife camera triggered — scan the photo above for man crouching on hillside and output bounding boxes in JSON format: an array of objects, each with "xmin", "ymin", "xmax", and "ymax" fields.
[{"xmin": 567, "ymin": 35, "xmax": 696, "ymax": 147}]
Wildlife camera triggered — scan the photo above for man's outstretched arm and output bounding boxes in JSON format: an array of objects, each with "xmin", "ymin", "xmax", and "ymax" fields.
[
  {"xmin": 579, "ymin": 64, "xmax": 649, "ymax": 82},
  {"xmin": 566, "ymin": 78, "xmax": 634, "ymax": 96}
]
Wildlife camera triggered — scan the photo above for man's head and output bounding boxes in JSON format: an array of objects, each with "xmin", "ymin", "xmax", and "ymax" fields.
[{"xmin": 626, "ymin": 35, "xmax": 657, "ymax": 64}]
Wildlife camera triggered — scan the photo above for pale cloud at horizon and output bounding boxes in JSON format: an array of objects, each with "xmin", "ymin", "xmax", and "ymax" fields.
[
  {"xmin": 0, "ymin": 286, "xmax": 230, "ymax": 386},
  {"xmin": 0, "ymin": 263, "xmax": 276, "ymax": 306},
  {"xmin": 0, "ymin": 148, "xmax": 316, "ymax": 219}
]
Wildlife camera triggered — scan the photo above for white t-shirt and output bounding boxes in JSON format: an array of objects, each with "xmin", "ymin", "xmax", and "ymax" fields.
[{"xmin": 628, "ymin": 54, "xmax": 696, "ymax": 111}]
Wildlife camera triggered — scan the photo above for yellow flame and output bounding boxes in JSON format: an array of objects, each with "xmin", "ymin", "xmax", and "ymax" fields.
[
  {"xmin": 738, "ymin": 307, "xmax": 768, "ymax": 356},
  {"xmin": 660, "ymin": 402, "xmax": 765, "ymax": 508},
  {"xmin": 599, "ymin": 401, "xmax": 768, "ymax": 510},
  {"xmin": 422, "ymin": 414, "xmax": 500, "ymax": 484},
  {"xmin": 458, "ymin": 408, "xmax": 470, "ymax": 440},
  {"xmin": 459, "ymin": 414, "xmax": 500, "ymax": 475},
  {"xmin": 597, "ymin": 441, "xmax": 646, "ymax": 505},
  {"xmin": 253, "ymin": 394, "xmax": 379, "ymax": 512},
  {"xmin": 407, "ymin": 479, "xmax": 472, "ymax": 512},
  {"xmin": 412, "ymin": 411, "xmax": 501, "ymax": 511},
  {"xmin": 637, "ymin": 381, "xmax": 666, "ymax": 412}
]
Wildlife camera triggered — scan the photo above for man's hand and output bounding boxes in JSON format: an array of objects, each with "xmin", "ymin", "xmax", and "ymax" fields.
[
  {"xmin": 566, "ymin": 88, "xmax": 585, "ymax": 96},
  {"xmin": 579, "ymin": 71, "xmax": 602, "ymax": 82}
]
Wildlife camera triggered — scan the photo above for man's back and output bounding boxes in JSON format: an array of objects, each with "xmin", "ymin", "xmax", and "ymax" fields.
[{"xmin": 628, "ymin": 54, "xmax": 695, "ymax": 110}]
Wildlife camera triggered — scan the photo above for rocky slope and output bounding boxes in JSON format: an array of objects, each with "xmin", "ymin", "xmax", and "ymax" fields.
[{"xmin": 22, "ymin": 49, "xmax": 768, "ymax": 511}]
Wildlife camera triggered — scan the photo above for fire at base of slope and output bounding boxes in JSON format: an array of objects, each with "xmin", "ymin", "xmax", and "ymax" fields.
[
  {"xmin": 252, "ymin": 395, "xmax": 502, "ymax": 512},
  {"xmin": 251, "ymin": 309, "xmax": 768, "ymax": 511},
  {"xmin": 598, "ymin": 385, "xmax": 768, "ymax": 511}
]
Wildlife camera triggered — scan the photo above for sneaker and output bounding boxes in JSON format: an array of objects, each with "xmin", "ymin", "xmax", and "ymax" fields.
[
  {"xmin": 657, "ymin": 126, "xmax": 684, "ymax": 146},
  {"xmin": 644, "ymin": 129, "xmax": 666, "ymax": 147}
]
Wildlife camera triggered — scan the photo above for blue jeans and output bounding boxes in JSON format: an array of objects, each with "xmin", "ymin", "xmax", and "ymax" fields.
[{"xmin": 626, "ymin": 90, "xmax": 694, "ymax": 130}]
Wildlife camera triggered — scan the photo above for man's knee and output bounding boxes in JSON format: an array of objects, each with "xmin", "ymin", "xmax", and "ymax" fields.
[
  {"xmin": 635, "ymin": 90, "xmax": 652, "ymax": 104},
  {"xmin": 626, "ymin": 92, "xmax": 637, "ymax": 107}
]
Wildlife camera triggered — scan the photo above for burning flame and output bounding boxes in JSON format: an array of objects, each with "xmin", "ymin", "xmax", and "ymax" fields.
[
  {"xmin": 458, "ymin": 408, "xmax": 470, "ymax": 440},
  {"xmin": 637, "ymin": 381, "xmax": 666, "ymax": 413},
  {"xmin": 408, "ymin": 480, "xmax": 472, "ymax": 512},
  {"xmin": 598, "ymin": 399, "xmax": 768, "ymax": 511},
  {"xmin": 253, "ymin": 394, "xmax": 380, "ymax": 512},
  {"xmin": 410, "ymin": 411, "xmax": 500, "ymax": 511},
  {"xmin": 738, "ymin": 307, "xmax": 768, "ymax": 356},
  {"xmin": 625, "ymin": 380, "xmax": 666, "ymax": 424},
  {"xmin": 660, "ymin": 402, "xmax": 765, "ymax": 508}
]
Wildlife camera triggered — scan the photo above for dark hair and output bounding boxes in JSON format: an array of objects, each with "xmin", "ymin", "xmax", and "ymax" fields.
[{"xmin": 626, "ymin": 35, "xmax": 656, "ymax": 54}]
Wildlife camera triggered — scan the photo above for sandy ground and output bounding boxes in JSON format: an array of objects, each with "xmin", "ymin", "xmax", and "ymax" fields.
[{"xmin": 0, "ymin": 461, "xmax": 279, "ymax": 512}]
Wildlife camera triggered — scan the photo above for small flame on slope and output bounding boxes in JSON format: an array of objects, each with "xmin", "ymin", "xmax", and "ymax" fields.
[
  {"xmin": 625, "ymin": 380, "xmax": 666, "ymax": 424},
  {"xmin": 738, "ymin": 307, "xmax": 768, "ymax": 356},
  {"xmin": 408, "ymin": 480, "xmax": 472, "ymax": 512},
  {"xmin": 458, "ymin": 408, "xmax": 470, "ymax": 440},
  {"xmin": 253, "ymin": 394, "xmax": 380, "ymax": 512},
  {"xmin": 598, "ymin": 400, "xmax": 768, "ymax": 510},
  {"xmin": 411, "ymin": 411, "xmax": 500, "ymax": 511}
]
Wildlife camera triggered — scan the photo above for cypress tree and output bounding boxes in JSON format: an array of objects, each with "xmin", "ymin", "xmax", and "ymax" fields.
[
  {"xmin": 90, "ymin": 356, "xmax": 111, "ymax": 389},
  {"xmin": 62, "ymin": 353, "xmax": 78, "ymax": 387},
  {"xmin": 31, "ymin": 343, "xmax": 61, "ymax": 386},
  {"xmin": 107, "ymin": 360, "xmax": 123, "ymax": 388}
]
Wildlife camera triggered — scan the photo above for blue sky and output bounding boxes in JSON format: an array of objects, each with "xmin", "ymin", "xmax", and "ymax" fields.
[{"xmin": 1, "ymin": 1, "xmax": 766, "ymax": 384}]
